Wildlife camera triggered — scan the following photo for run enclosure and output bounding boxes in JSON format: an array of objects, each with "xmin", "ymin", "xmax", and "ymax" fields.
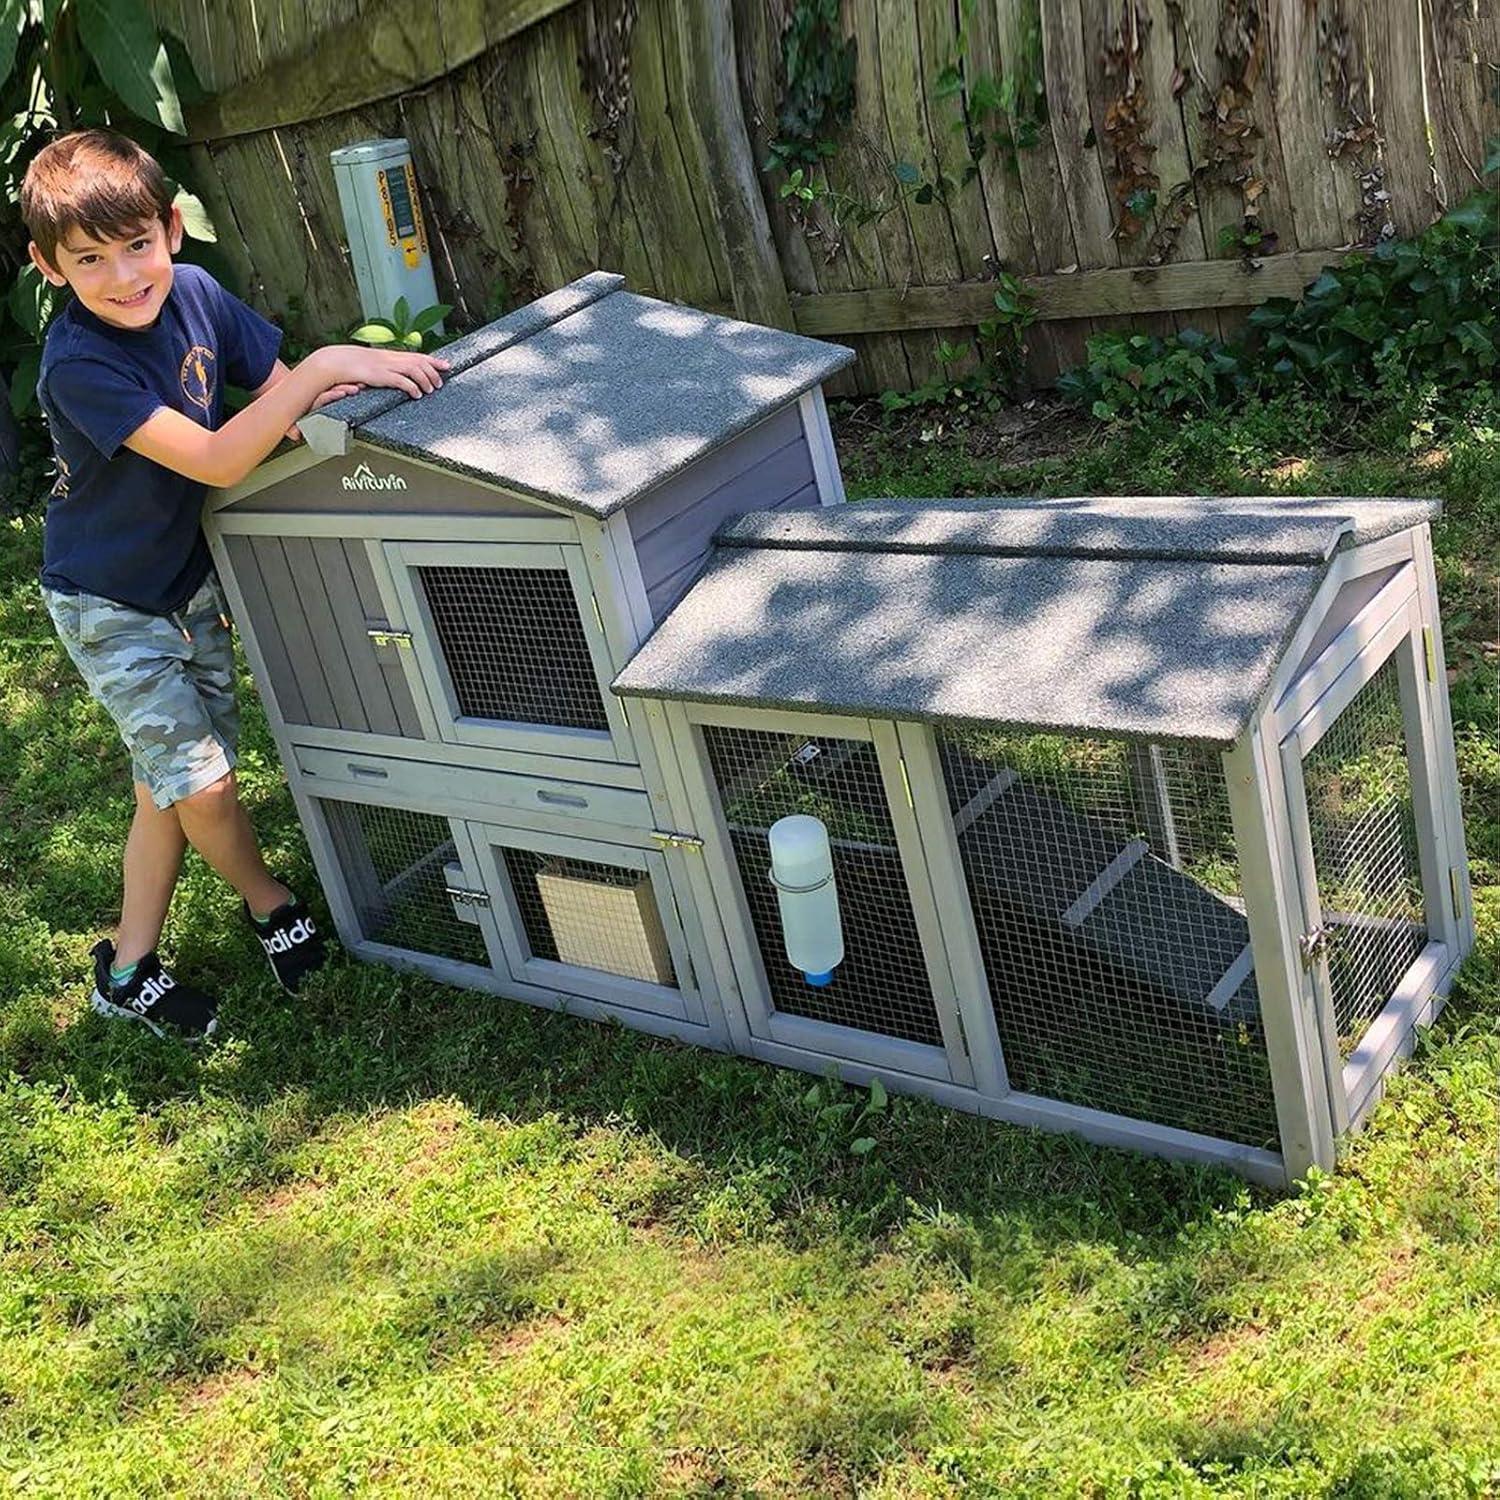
[{"xmin": 206, "ymin": 276, "xmax": 1473, "ymax": 1189}]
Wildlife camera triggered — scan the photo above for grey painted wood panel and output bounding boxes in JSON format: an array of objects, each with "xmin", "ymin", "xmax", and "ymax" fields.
[
  {"xmin": 249, "ymin": 537, "xmax": 338, "ymax": 727},
  {"xmin": 343, "ymin": 542, "xmax": 425, "ymax": 737},
  {"xmin": 631, "ymin": 413, "xmax": 819, "ymax": 622},
  {"xmin": 282, "ymin": 536, "xmax": 370, "ymax": 733},
  {"xmin": 313, "ymin": 538, "xmax": 403, "ymax": 738},
  {"xmin": 644, "ymin": 479, "xmax": 820, "ymax": 619},
  {"xmin": 219, "ymin": 450, "xmax": 560, "ymax": 517},
  {"xmin": 627, "ymin": 403, "xmax": 803, "ymax": 546},
  {"xmin": 224, "ymin": 533, "xmax": 308, "ymax": 725}
]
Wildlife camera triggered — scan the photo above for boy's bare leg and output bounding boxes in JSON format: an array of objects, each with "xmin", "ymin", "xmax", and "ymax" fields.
[
  {"xmin": 173, "ymin": 772, "xmax": 291, "ymax": 919},
  {"xmin": 115, "ymin": 780, "xmax": 188, "ymax": 969}
]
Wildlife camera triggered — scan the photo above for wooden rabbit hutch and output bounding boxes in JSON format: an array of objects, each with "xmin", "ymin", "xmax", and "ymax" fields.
[{"xmin": 206, "ymin": 275, "xmax": 1474, "ymax": 1188}]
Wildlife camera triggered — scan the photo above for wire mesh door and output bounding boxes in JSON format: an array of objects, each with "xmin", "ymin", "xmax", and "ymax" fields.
[
  {"xmin": 382, "ymin": 540, "xmax": 632, "ymax": 763},
  {"xmin": 470, "ymin": 822, "xmax": 705, "ymax": 1026},
  {"xmin": 924, "ymin": 724, "xmax": 1281, "ymax": 1151},
  {"xmin": 313, "ymin": 796, "xmax": 499, "ymax": 977},
  {"xmin": 1280, "ymin": 602, "xmax": 1448, "ymax": 1126},
  {"xmin": 683, "ymin": 709, "xmax": 971, "ymax": 1083}
]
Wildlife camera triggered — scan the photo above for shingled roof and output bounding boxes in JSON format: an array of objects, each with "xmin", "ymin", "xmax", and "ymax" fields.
[
  {"xmin": 612, "ymin": 495, "xmax": 1439, "ymax": 744},
  {"xmin": 298, "ymin": 272, "xmax": 855, "ymax": 518}
]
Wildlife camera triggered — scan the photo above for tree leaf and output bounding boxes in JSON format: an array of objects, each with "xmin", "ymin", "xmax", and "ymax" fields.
[
  {"xmin": 391, "ymin": 294, "xmax": 410, "ymax": 328},
  {"xmin": 0, "ymin": 0, "xmax": 25, "ymax": 93},
  {"xmin": 868, "ymin": 1078, "xmax": 887, "ymax": 1111},
  {"xmin": 172, "ymin": 186, "xmax": 215, "ymax": 242},
  {"xmin": 9, "ymin": 345, "xmax": 40, "ymax": 416},
  {"xmin": 76, "ymin": 0, "xmax": 185, "ymax": 134},
  {"xmin": 850, "ymin": 1137, "xmax": 876, "ymax": 1156},
  {"xmin": 10, "ymin": 264, "xmax": 55, "ymax": 338}
]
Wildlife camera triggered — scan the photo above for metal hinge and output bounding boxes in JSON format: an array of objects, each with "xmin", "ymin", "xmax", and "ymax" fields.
[
  {"xmin": 1423, "ymin": 626, "xmax": 1437, "ymax": 684},
  {"xmin": 651, "ymin": 829, "xmax": 704, "ymax": 851},
  {"xmin": 366, "ymin": 626, "xmax": 413, "ymax": 649},
  {"xmin": 444, "ymin": 884, "xmax": 491, "ymax": 909},
  {"xmin": 1298, "ymin": 924, "xmax": 1334, "ymax": 969}
]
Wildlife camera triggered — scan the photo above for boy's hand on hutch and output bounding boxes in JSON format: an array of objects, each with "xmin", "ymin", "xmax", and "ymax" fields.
[
  {"xmin": 307, "ymin": 344, "xmax": 450, "ymax": 400},
  {"xmin": 286, "ymin": 381, "xmax": 363, "ymax": 442}
]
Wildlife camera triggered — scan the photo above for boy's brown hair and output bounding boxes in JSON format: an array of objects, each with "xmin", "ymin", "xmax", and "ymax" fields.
[{"xmin": 20, "ymin": 128, "xmax": 175, "ymax": 269}]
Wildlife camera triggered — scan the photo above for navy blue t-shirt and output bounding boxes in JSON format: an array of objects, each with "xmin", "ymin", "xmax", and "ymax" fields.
[{"xmin": 37, "ymin": 261, "xmax": 283, "ymax": 613}]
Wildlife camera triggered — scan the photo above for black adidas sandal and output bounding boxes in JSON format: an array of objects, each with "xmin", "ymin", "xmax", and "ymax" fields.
[
  {"xmin": 245, "ymin": 893, "xmax": 327, "ymax": 994},
  {"xmin": 89, "ymin": 939, "xmax": 220, "ymax": 1042}
]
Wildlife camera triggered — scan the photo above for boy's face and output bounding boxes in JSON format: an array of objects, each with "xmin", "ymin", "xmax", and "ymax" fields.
[{"xmin": 29, "ymin": 204, "xmax": 184, "ymax": 331}]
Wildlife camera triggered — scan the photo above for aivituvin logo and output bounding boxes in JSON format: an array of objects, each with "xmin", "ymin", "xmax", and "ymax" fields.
[{"xmin": 342, "ymin": 462, "xmax": 408, "ymax": 491}]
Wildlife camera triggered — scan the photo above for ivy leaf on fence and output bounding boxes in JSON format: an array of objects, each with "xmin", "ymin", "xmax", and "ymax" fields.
[
  {"xmin": 76, "ymin": 0, "xmax": 186, "ymax": 135},
  {"xmin": 0, "ymin": 0, "xmax": 25, "ymax": 92}
]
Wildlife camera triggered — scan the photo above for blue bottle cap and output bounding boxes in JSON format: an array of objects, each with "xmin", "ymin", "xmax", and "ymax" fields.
[{"xmin": 804, "ymin": 970, "xmax": 833, "ymax": 987}]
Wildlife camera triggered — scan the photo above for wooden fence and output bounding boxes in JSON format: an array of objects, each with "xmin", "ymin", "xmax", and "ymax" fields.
[{"xmin": 150, "ymin": 0, "xmax": 1500, "ymax": 394}]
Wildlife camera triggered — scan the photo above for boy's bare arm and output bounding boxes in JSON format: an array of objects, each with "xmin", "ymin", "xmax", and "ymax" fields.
[
  {"xmin": 251, "ymin": 359, "xmax": 362, "ymax": 442},
  {"xmin": 123, "ymin": 344, "xmax": 448, "ymax": 489}
]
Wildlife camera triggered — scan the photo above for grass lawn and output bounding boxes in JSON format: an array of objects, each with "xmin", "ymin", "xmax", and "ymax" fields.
[{"xmin": 1, "ymin": 396, "xmax": 1497, "ymax": 1498}]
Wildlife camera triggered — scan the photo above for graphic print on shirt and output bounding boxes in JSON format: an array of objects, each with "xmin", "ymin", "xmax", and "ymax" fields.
[{"xmin": 180, "ymin": 344, "xmax": 216, "ymax": 410}]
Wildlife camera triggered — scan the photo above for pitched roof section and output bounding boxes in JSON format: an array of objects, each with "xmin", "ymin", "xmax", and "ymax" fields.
[
  {"xmin": 721, "ymin": 494, "xmax": 1440, "ymax": 564},
  {"xmin": 614, "ymin": 496, "xmax": 1437, "ymax": 744},
  {"xmin": 301, "ymin": 274, "xmax": 855, "ymax": 518}
]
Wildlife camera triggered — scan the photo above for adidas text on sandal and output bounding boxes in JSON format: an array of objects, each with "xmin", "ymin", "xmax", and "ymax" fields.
[{"xmin": 88, "ymin": 939, "xmax": 220, "ymax": 1043}]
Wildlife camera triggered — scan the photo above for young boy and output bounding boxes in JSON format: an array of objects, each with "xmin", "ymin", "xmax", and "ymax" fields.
[{"xmin": 22, "ymin": 128, "xmax": 450, "ymax": 1041}]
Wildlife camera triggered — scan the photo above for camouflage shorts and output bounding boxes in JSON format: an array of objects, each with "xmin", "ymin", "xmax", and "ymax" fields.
[{"xmin": 42, "ymin": 572, "xmax": 240, "ymax": 810}]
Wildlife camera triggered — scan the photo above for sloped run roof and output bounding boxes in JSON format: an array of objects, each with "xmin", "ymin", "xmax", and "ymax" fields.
[
  {"xmin": 299, "ymin": 272, "xmax": 855, "ymax": 518},
  {"xmin": 612, "ymin": 495, "xmax": 1440, "ymax": 744}
]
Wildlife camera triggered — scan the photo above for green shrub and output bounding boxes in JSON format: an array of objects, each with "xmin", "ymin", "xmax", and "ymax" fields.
[{"xmin": 1060, "ymin": 183, "xmax": 1500, "ymax": 424}]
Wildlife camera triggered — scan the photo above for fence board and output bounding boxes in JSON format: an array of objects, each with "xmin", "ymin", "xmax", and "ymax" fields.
[
  {"xmin": 1365, "ymin": 0, "xmax": 1441, "ymax": 235},
  {"xmin": 398, "ymin": 64, "xmax": 532, "ymax": 325},
  {"xmin": 1270, "ymin": 0, "xmax": 1348, "ymax": 249},
  {"xmin": 547, "ymin": 2, "xmax": 661, "ymax": 294},
  {"xmin": 1422, "ymin": 0, "xmax": 1489, "ymax": 210},
  {"xmin": 663, "ymin": 0, "xmax": 789, "ymax": 325},
  {"xmin": 163, "ymin": 0, "xmax": 1491, "ymax": 395},
  {"xmin": 842, "ymin": 0, "xmax": 926, "ymax": 387},
  {"xmin": 788, "ymin": 248, "xmax": 1352, "ymax": 334},
  {"xmin": 1040, "ymin": 0, "xmax": 1118, "ymax": 269},
  {"xmin": 184, "ymin": 0, "xmax": 574, "ymax": 141}
]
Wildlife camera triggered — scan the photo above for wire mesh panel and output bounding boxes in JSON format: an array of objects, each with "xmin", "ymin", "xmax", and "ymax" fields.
[
  {"xmin": 1300, "ymin": 654, "xmax": 1427, "ymax": 1055},
  {"xmin": 500, "ymin": 847, "xmax": 679, "ymax": 987},
  {"xmin": 320, "ymin": 800, "xmax": 492, "ymax": 968},
  {"xmin": 702, "ymin": 725, "xmax": 945, "ymax": 1048},
  {"xmin": 417, "ymin": 564, "xmax": 609, "ymax": 731},
  {"xmin": 937, "ymin": 730, "xmax": 1279, "ymax": 1149}
]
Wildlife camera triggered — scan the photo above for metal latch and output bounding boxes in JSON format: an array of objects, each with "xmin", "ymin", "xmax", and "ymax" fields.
[
  {"xmin": 444, "ymin": 885, "xmax": 491, "ymax": 908},
  {"xmin": 366, "ymin": 626, "xmax": 413, "ymax": 648},
  {"xmin": 1298, "ymin": 924, "xmax": 1335, "ymax": 969},
  {"xmin": 651, "ymin": 829, "xmax": 704, "ymax": 851}
]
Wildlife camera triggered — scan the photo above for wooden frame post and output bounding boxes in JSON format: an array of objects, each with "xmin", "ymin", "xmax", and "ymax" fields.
[{"xmin": 1223, "ymin": 726, "xmax": 1338, "ymax": 1183}]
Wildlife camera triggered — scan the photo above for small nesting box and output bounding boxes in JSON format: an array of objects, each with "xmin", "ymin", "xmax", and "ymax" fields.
[{"xmin": 208, "ymin": 277, "xmax": 1474, "ymax": 1189}]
